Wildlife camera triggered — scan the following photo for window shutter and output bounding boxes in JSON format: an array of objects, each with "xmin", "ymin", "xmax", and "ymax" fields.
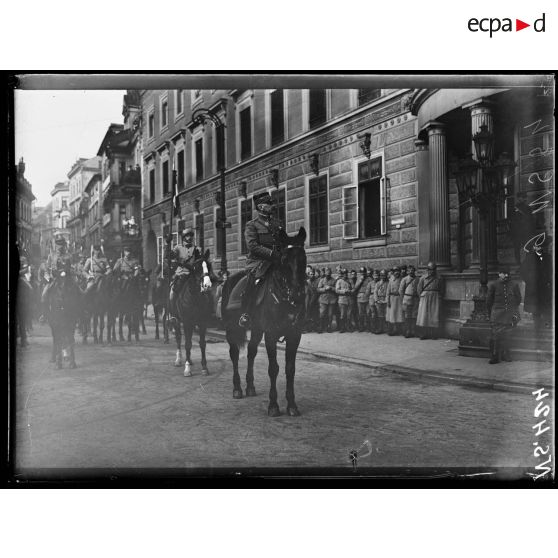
[
  {"xmin": 342, "ymin": 185, "xmax": 359, "ymax": 239},
  {"xmin": 380, "ymin": 176, "xmax": 387, "ymax": 235}
]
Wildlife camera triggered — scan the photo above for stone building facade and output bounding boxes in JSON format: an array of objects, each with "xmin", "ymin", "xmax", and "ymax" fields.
[
  {"xmin": 15, "ymin": 157, "xmax": 35, "ymax": 259},
  {"xmin": 139, "ymin": 83, "xmax": 553, "ymax": 339}
]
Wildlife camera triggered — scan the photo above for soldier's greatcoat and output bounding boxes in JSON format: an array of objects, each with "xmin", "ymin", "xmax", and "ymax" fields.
[
  {"xmin": 399, "ymin": 274, "xmax": 420, "ymax": 318},
  {"xmin": 416, "ymin": 274, "xmax": 444, "ymax": 328},
  {"xmin": 373, "ymin": 279, "xmax": 389, "ymax": 318},
  {"xmin": 387, "ymin": 276, "xmax": 404, "ymax": 323},
  {"xmin": 317, "ymin": 276, "xmax": 337, "ymax": 305},
  {"xmin": 487, "ymin": 278, "xmax": 522, "ymax": 325},
  {"xmin": 244, "ymin": 214, "xmax": 284, "ymax": 279}
]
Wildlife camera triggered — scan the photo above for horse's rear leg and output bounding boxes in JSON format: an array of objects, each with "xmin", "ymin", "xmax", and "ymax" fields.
[
  {"xmin": 50, "ymin": 326, "xmax": 57, "ymax": 363},
  {"xmin": 119, "ymin": 313, "xmax": 125, "ymax": 342},
  {"xmin": 246, "ymin": 329, "xmax": 263, "ymax": 397},
  {"xmin": 68, "ymin": 327, "xmax": 77, "ymax": 369},
  {"xmin": 141, "ymin": 309, "xmax": 147, "ymax": 334},
  {"xmin": 154, "ymin": 307, "xmax": 160, "ymax": 339},
  {"xmin": 163, "ymin": 308, "xmax": 169, "ymax": 344},
  {"xmin": 228, "ymin": 340, "xmax": 242, "ymax": 398},
  {"xmin": 198, "ymin": 324, "xmax": 209, "ymax": 375},
  {"xmin": 134, "ymin": 312, "xmax": 140, "ymax": 342},
  {"xmin": 285, "ymin": 332, "xmax": 302, "ymax": 417},
  {"xmin": 93, "ymin": 314, "xmax": 99, "ymax": 344},
  {"xmin": 264, "ymin": 332, "xmax": 281, "ymax": 417},
  {"xmin": 99, "ymin": 313, "xmax": 105, "ymax": 344}
]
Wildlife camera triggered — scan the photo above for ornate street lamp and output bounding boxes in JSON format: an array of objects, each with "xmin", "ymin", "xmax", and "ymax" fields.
[
  {"xmin": 190, "ymin": 100, "xmax": 228, "ymax": 273},
  {"xmin": 453, "ymin": 128, "xmax": 516, "ymax": 321}
]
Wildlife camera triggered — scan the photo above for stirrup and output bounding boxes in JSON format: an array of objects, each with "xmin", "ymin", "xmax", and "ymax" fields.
[{"xmin": 238, "ymin": 313, "xmax": 250, "ymax": 328}]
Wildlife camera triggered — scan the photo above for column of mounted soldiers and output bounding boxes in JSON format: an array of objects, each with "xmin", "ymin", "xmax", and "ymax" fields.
[{"xmin": 304, "ymin": 262, "xmax": 444, "ymax": 339}]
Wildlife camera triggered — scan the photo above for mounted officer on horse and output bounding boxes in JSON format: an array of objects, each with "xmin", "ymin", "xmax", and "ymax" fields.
[
  {"xmin": 166, "ymin": 227, "xmax": 212, "ymax": 328},
  {"xmin": 83, "ymin": 244, "xmax": 109, "ymax": 296},
  {"xmin": 238, "ymin": 191, "xmax": 285, "ymax": 328},
  {"xmin": 39, "ymin": 233, "xmax": 74, "ymax": 323}
]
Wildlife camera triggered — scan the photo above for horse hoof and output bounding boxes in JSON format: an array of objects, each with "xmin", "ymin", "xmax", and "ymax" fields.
[
  {"xmin": 233, "ymin": 389, "xmax": 243, "ymax": 399},
  {"xmin": 174, "ymin": 359, "xmax": 182, "ymax": 367},
  {"xmin": 268, "ymin": 405, "xmax": 281, "ymax": 417},
  {"xmin": 245, "ymin": 386, "xmax": 257, "ymax": 397},
  {"xmin": 287, "ymin": 406, "xmax": 301, "ymax": 417},
  {"xmin": 202, "ymin": 368, "xmax": 209, "ymax": 376},
  {"xmin": 184, "ymin": 369, "xmax": 193, "ymax": 378}
]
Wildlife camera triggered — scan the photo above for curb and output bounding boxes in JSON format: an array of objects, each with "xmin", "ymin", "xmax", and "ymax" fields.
[{"xmin": 205, "ymin": 329, "xmax": 553, "ymax": 396}]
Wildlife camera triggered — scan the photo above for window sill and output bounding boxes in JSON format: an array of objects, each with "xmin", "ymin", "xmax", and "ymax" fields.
[
  {"xmin": 306, "ymin": 245, "xmax": 330, "ymax": 254},
  {"xmin": 351, "ymin": 238, "xmax": 387, "ymax": 248}
]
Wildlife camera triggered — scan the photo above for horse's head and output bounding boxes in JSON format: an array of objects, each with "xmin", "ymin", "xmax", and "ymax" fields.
[{"xmin": 278, "ymin": 227, "xmax": 307, "ymax": 294}]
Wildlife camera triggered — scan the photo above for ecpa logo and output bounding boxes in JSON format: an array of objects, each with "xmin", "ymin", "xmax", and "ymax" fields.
[{"xmin": 468, "ymin": 13, "xmax": 546, "ymax": 37}]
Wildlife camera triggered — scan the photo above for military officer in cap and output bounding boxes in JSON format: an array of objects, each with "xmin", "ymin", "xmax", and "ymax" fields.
[
  {"xmin": 113, "ymin": 245, "xmax": 139, "ymax": 278},
  {"xmin": 239, "ymin": 192, "xmax": 284, "ymax": 328},
  {"xmin": 487, "ymin": 265, "xmax": 522, "ymax": 364},
  {"xmin": 166, "ymin": 227, "xmax": 211, "ymax": 326},
  {"xmin": 39, "ymin": 232, "xmax": 74, "ymax": 322},
  {"xmin": 83, "ymin": 244, "xmax": 109, "ymax": 295}
]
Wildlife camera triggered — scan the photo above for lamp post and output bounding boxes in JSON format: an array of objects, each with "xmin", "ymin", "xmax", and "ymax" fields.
[
  {"xmin": 453, "ymin": 125, "xmax": 516, "ymax": 320},
  {"xmin": 191, "ymin": 101, "xmax": 228, "ymax": 274}
]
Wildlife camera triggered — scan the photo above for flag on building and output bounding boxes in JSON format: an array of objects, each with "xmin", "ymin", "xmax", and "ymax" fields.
[{"xmin": 172, "ymin": 160, "xmax": 181, "ymax": 218}]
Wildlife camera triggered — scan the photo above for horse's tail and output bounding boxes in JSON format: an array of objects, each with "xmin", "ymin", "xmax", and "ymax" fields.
[
  {"xmin": 226, "ymin": 324, "xmax": 246, "ymax": 349},
  {"xmin": 220, "ymin": 270, "xmax": 244, "ymax": 322}
]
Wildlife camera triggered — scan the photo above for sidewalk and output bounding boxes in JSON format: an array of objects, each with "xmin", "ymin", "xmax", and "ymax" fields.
[{"xmin": 206, "ymin": 327, "xmax": 554, "ymax": 394}]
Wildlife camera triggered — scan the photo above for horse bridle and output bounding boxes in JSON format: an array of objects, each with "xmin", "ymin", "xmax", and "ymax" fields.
[{"xmin": 276, "ymin": 245, "xmax": 305, "ymax": 309}]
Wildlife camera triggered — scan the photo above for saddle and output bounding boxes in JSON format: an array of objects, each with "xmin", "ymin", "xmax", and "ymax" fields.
[{"xmin": 226, "ymin": 274, "xmax": 271, "ymax": 312}]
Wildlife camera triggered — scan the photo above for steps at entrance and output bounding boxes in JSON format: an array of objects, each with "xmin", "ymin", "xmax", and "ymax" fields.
[{"xmin": 458, "ymin": 323, "xmax": 554, "ymax": 362}]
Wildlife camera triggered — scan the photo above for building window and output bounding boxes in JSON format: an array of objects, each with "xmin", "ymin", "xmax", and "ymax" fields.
[
  {"xmin": 358, "ymin": 89, "xmax": 381, "ymax": 105},
  {"xmin": 177, "ymin": 150, "xmax": 185, "ymax": 190},
  {"xmin": 271, "ymin": 188, "xmax": 286, "ymax": 231},
  {"xmin": 195, "ymin": 212, "xmax": 204, "ymax": 252},
  {"xmin": 308, "ymin": 174, "xmax": 328, "ymax": 246},
  {"xmin": 119, "ymin": 204, "xmax": 127, "ymax": 230},
  {"xmin": 309, "ymin": 89, "xmax": 327, "ymax": 129},
  {"xmin": 239, "ymin": 198, "xmax": 253, "ymax": 255},
  {"xmin": 215, "ymin": 207, "xmax": 223, "ymax": 258},
  {"xmin": 149, "ymin": 168, "xmax": 155, "ymax": 202},
  {"xmin": 148, "ymin": 111, "xmax": 155, "ymax": 138},
  {"xmin": 119, "ymin": 161, "xmax": 126, "ymax": 183},
  {"xmin": 161, "ymin": 95, "xmax": 168, "ymax": 129},
  {"xmin": 175, "ymin": 89, "xmax": 183, "ymax": 117},
  {"xmin": 240, "ymin": 105, "xmax": 252, "ymax": 160},
  {"xmin": 195, "ymin": 138, "xmax": 204, "ymax": 181},
  {"xmin": 162, "ymin": 160, "xmax": 169, "ymax": 196},
  {"xmin": 270, "ymin": 89, "xmax": 284, "ymax": 146},
  {"xmin": 191, "ymin": 90, "xmax": 202, "ymax": 105},
  {"xmin": 343, "ymin": 157, "xmax": 387, "ymax": 239}
]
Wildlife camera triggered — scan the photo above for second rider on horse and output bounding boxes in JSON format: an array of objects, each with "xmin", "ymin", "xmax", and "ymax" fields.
[
  {"xmin": 83, "ymin": 244, "xmax": 109, "ymax": 296},
  {"xmin": 239, "ymin": 192, "xmax": 284, "ymax": 328},
  {"xmin": 166, "ymin": 227, "xmax": 212, "ymax": 327}
]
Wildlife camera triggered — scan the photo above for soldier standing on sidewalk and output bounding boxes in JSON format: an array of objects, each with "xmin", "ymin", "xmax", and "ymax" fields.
[
  {"xmin": 487, "ymin": 265, "xmax": 522, "ymax": 364},
  {"xmin": 399, "ymin": 264, "xmax": 419, "ymax": 338},
  {"xmin": 416, "ymin": 262, "xmax": 444, "ymax": 340},
  {"xmin": 335, "ymin": 268, "xmax": 352, "ymax": 333},
  {"xmin": 356, "ymin": 267, "xmax": 371, "ymax": 332},
  {"xmin": 317, "ymin": 267, "xmax": 337, "ymax": 333},
  {"xmin": 364, "ymin": 269, "xmax": 379, "ymax": 333},
  {"xmin": 373, "ymin": 269, "xmax": 389, "ymax": 334},
  {"xmin": 387, "ymin": 266, "xmax": 404, "ymax": 336}
]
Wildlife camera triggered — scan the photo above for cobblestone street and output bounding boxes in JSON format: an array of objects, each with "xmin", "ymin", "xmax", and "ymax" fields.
[{"xmin": 14, "ymin": 321, "xmax": 547, "ymax": 475}]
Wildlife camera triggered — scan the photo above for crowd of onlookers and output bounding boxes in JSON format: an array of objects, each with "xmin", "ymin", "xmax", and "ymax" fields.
[{"xmin": 303, "ymin": 263, "xmax": 444, "ymax": 340}]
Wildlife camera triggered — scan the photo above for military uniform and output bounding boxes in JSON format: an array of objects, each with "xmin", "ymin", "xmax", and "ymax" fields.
[
  {"xmin": 113, "ymin": 255, "xmax": 139, "ymax": 277},
  {"xmin": 387, "ymin": 275, "xmax": 404, "ymax": 335},
  {"xmin": 335, "ymin": 275, "xmax": 352, "ymax": 333},
  {"xmin": 416, "ymin": 271, "xmax": 444, "ymax": 339},
  {"xmin": 356, "ymin": 274, "xmax": 371, "ymax": 331},
  {"xmin": 317, "ymin": 275, "xmax": 337, "ymax": 333},
  {"xmin": 364, "ymin": 277, "xmax": 378, "ymax": 332},
  {"xmin": 487, "ymin": 276, "xmax": 522, "ymax": 363},
  {"xmin": 245, "ymin": 214, "xmax": 284, "ymax": 279},
  {"xmin": 84, "ymin": 254, "xmax": 108, "ymax": 294},
  {"xmin": 305, "ymin": 275, "xmax": 320, "ymax": 331},
  {"xmin": 39, "ymin": 245, "xmax": 74, "ymax": 320},
  {"xmin": 373, "ymin": 278, "xmax": 389, "ymax": 334},
  {"xmin": 399, "ymin": 273, "xmax": 419, "ymax": 337}
]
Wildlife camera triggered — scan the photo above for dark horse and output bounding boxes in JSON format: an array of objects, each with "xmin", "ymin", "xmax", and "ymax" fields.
[
  {"xmin": 16, "ymin": 273, "xmax": 35, "ymax": 347},
  {"xmin": 83, "ymin": 274, "xmax": 113, "ymax": 344},
  {"xmin": 43, "ymin": 271, "xmax": 83, "ymax": 368},
  {"xmin": 221, "ymin": 227, "xmax": 307, "ymax": 417},
  {"xmin": 108, "ymin": 269, "xmax": 143, "ymax": 343},
  {"xmin": 172, "ymin": 250, "xmax": 213, "ymax": 376}
]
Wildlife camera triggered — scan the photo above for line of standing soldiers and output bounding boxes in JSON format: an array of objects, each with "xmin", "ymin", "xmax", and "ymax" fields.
[{"xmin": 304, "ymin": 262, "xmax": 444, "ymax": 339}]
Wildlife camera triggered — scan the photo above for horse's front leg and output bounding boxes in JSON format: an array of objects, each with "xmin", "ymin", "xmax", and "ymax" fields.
[
  {"xmin": 174, "ymin": 320, "xmax": 183, "ymax": 367},
  {"xmin": 68, "ymin": 324, "xmax": 77, "ymax": 369},
  {"xmin": 163, "ymin": 307, "xmax": 169, "ymax": 344},
  {"xmin": 246, "ymin": 328, "xmax": 263, "ymax": 397},
  {"xmin": 264, "ymin": 332, "xmax": 281, "ymax": 417},
  {"xmin": 154, "ymin": 306, "xmax": 160, "ymax": 340},
  {"xmin": 198, "ymin": 323, "xmax": 209, "ymax": 375},
  {"xmin": 183, "ymin": 322, "xmax": 194, "ymax": 377},
  {"xmin": 99, "ymin": 312, "xmax": 105, "ymax": 344},
  {"xmin": 228, "ymin": 334, "xmax": 242, "ymax": 399},
  {"xmin": 285, "ymin": 331, "xmax": 302, "ymax": 416},
  {"xmin": 133, "ymin": 310, "xmax": 140, "ymax": 342},
  {"xmin": 141, "ymin": 307, "xmax": 147, "ymax": 334}
]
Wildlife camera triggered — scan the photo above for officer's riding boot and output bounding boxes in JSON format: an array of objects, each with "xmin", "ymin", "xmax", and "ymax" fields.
[
  {"xmin": 326, "ymin": 315, "xmax": 333, "ymax": 333},
  {"xmin": 239, "ymin": 274, "xmax": 256, "ymax": 328},
  {"xmin": 489, "ymin": 338, "xmax": 500, "ymax": 364},
  {"xmin": 387, "ymin": 321, "xmax": 395, "ymax": 336},
  {"xmin": 167, "ymin": 281, "xmax": 179, "ymax": 327},
  {"xmin": 369, "ymin": 316, "xmax": 376, "ymax": 334},
  {"xmin": 404, "ymin": 318, "xmax": 411, "ymax": 338}
]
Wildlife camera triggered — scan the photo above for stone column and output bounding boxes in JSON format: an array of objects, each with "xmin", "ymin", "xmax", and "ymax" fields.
[
  {"xmin": 427, "ymin": 123, "xmax": 451, "ymax": 268},
  {"xmin": 469, "ymin": 101, "xmax": 498, "ymax": 269},
  {"xmin": 415, "ymin": 138, "xmax": 430, "ymax": 268}
]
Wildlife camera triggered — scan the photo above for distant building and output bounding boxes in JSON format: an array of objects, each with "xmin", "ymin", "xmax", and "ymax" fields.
[
  {"xmin": 97, "ymin": 91, "xmax": 143, "ymax": 261},
  {"xmin": 50, "ymin": 181, "xmax": 70, "ymax": 245},
  {"xmin": 31, "ymin": 202, "xmax": 53, "ymax": 263},
  {"xmin": 15, "ymin": 157, "xmax": 36, "ymax": 260},
  {"xmin": 66, "ymin": 156, "xmax": 102, "ymax": 256}
]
